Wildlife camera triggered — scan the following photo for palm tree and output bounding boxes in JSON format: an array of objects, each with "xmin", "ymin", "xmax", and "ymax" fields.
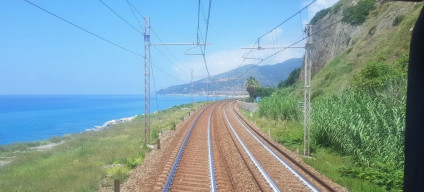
[{"xmin": 245, "ymin": 76, "xmax": 260, "ymax": 100}]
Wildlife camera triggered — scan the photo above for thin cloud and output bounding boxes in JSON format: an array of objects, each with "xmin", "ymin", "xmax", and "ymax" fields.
[{"xmin": 174, "ymin": 45, "xmax": 304, "ymax": 82}]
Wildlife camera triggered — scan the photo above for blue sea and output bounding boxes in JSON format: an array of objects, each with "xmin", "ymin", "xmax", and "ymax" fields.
[{"xmin": 0, "ymin": 95, "xmax": 221, "ymax": 145}]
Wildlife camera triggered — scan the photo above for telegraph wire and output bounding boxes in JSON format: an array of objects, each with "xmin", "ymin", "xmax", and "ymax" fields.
[
  {"xmin": 126, "ymin": 0, "xmax": 144, "ymax": 19},
  {"xmin": 126, "ymin": 0, "xmax": 144, "ymax": 31},
  {"xmin": 150, "ymin": 59, "xmax": 160, "ymax": 116},
  {"xmin": 23, "ymin": 0, "xmax": 143, "ymax": 58},
  {"xmin": 151, "ymin": 60, "xmax": 186, "ymax": 83},
  {"xmin": 102, "ymin": 0, "xmax": 188, "ymax": 82},
  {"xmin": 126, "ymin": 0, "xmax": 190, "ymax": 74},
  {"xmin": 240, "ymin": 18, "xmax": 343, "ymax": 76},
  {"xmin": 257, "ymin": 0, "xmax": 317, "ymax": 41},
  {"xmin": 236, "ymin": 0, "xmax": 317, "ymax": 82},
  {"xmin": 196, "ymin": 0, "xmax": 201, "ymax": 44},
  {"xmin": 98, "ymin": 0, "xmax": 144, "ymax": 36}
]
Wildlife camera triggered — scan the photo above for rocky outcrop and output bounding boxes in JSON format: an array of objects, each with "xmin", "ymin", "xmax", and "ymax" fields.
[
  {"xmin": 300, "ymin": 0, "xmax": 419, "ymax": 79},
  {"xmin": 86, "ymin": 115, "xmax": 137, "ymax": 132}
]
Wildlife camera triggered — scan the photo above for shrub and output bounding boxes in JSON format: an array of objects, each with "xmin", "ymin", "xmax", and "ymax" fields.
[
  {"xmin": 310, "ymin": 8, "xmax": 331, "ymax": 24},
  {"xmin": 342, "ymin": 0, "xmax": 376, "ymax": 25},
  {"xmin": 258, "ymin": 89, "xmax": 301, "ymax": 121},
  {"xmin": 332, "ymin": 2, "xmax": 343, "ymax": 13},
  {"xmin": 256, "ymin": 87, "xmax": 275, "ymax": 98},
  {"xmin": 392, "ymin": 15, "xmax": 405, "ymax": 26},
  {"xmin": 354, "ymin": 61, "xmax": 400, "ymax": 91},
  {"xmin": 278, "ymin": 68, "xmax": 301, "ymax": 88}
]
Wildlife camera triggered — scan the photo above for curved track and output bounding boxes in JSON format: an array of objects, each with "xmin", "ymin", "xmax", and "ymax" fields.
[{"xmin": 152, "ymin": 100, "xmax": 341, "ymax": 192}]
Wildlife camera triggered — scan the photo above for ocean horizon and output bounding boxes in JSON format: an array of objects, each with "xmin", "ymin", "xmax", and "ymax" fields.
[{"xmin": 0, "ymin": 95, "xmax": 222, "ymax": 145}]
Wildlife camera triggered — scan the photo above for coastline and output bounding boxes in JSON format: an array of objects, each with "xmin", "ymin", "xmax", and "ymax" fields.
[
  {"xmin": 84, "ymin": 115, "xmax": 138, "ymax": 132},
  {"xmin": 0, "ymin": 115, "xmax": 138, "ymax": 167}
]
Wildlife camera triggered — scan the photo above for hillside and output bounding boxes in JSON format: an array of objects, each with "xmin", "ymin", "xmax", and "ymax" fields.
[
  {"xmin": 298, "ymin": 0, "xmax": 421, "ymax": 95},
  {"xmin": 249, "ymin": 0, "xmax": 423, "ymax": 191},
  {"xmin": 157, "ymin": 58, "xmax": 302, "ymax": 95}
]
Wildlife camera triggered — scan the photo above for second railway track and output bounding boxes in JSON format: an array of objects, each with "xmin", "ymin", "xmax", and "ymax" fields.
[{"xmin": 151, "ymin": 100, "xmax": 344, "ymax": 192}]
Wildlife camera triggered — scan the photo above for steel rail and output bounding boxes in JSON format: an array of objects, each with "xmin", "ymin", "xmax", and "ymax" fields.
[
  {"xmin": 223, "ymin": 104, "xmax": 280, "ymax": 192},
  {"xmin": 208, "ymin": 105, "xmax": 218, "ymax": 192},
  {"xmin": 162, "ymin": 105, "xmax": 209, "ymax": 192},
  {"xmin": 229, "ymin": 104, "xmax": 320, "ymax": 192},
  {"xmin": 220, "ymin": 101, "xmax": 265, "ymax": 191},
  {"xmin": 232, "ymin": 102, "xmax": 337, "ymax": 192}
]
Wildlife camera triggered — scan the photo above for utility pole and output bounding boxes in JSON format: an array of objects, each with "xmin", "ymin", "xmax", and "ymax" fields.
[
  {"xmin": 144, "ymin": 17, "xmax": 151, "ymax": 145},
  {"xmin": 304, "ymin": 24, "xmax": 313, "ymax": 157},
  {"xmin": 142, "ymin": 17, "xmax": 209, "ymax": 145}
]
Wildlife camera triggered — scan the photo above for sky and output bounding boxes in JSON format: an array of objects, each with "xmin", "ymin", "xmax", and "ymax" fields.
[{"xmin": 0, "ymin": 0, "xmax": 338, "ymax": 95}]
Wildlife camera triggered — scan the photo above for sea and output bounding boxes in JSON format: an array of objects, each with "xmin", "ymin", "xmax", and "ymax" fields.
[{"xmin": 0, "ymin": 95, "xmax": 222, "ymax": 145}]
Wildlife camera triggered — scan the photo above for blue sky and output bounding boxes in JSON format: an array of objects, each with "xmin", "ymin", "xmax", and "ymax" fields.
[{"xmin": 0, "ymin": 0, "xmax": 338, "ymax": 95}]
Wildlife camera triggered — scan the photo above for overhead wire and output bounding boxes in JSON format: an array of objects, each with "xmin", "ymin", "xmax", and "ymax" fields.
[
  {"xmin": 236, "ymin": 0, "xmax": 319, "ymax": 81},
  {"xmin": 126, "ymin": 0, "xmax": 143, "ymax": 30},
  {"xmin": 257, "ymin": 0, "xmax": 317, "ymax": 41},
  {"xmin": 101, "ymin": 0, "xmax": 188, "ymax": 83},
  {"xmin": 23, "ymin": 0, "xmax": 143, "ymax": 57},
  {"xmin": 98, "ymin": 0, "xmax": 144, "ymax": 36},
  {"xmin": 126, "ymin": 0, "xmax": 192, "ymax": 75},
  {"xmin": 235, "ymin": 0, "xmax": 318, "ymax": 83},
  {"xmin": 150, "ymin": 58, "xmax": 160, "ymax": 116},
  {"xmin": 240, "ymin": 18, "xmax": 343, "ymax": 76}
]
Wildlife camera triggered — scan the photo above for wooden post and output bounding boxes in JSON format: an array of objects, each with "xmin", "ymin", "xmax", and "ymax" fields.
[
  {"xmin": 114, "ymin": 179, "xmax": 120, "ymax": 192},
  {"xmin": 157, "ymin": 138, "xmax": 160, "ymax": 149}
]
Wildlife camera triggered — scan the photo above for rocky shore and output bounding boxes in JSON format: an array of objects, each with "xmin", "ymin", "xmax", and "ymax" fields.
[{"xmin": 85, "ymin": 115, "xmax": 137, "ymax": 132}]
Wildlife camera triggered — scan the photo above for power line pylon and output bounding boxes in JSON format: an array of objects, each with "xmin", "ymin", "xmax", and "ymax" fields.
[
  {"xmin": 144, "ymin": 17, "xmax": 151, "ymax": 145},
  {"xmin": 304, "ymin": 24, "xmax": 313, "ymax": 157}
]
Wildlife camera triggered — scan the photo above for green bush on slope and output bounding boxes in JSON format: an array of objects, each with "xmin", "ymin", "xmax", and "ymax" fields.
[{"xmin": 343, "ymin": 0, "xmax": 376, "ymax": 25}]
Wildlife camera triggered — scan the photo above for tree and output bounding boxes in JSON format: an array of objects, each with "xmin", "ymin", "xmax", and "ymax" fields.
[
  {"xmin": 245, "ymin": 76, "xmax": 260, "ymax": 100},
  {"xmin": 278, "ymin": 68, "xmax": 301, "ymax": 88},
  {"xmin": 256, "ymin": 87, "xmax": 275, "ymax": 98}
]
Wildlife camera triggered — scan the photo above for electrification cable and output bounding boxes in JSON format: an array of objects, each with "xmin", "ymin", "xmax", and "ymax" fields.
[
  {"xmin": 257, "ymin": 0, "xmax": 317, "ymax": 41},
  {"xmin": 150, "ymin": 60, "xmax": 160, "ymax": 115},
  {"xmin": 98, "ymin": 0, "xmax": 144, "ymax": 36},
  {"xmin": 240, "ymin": 18, "xmax": 343, "ymax": 76},
  {"xmin": 236, "ymin": 0, "xmax": 317, "ymax": 80},
  {"xmin": 23, "ymin": 0, "xmax": 143, "ymax": 57},
  {"xmin": 237, "ymin": 2, "xmax": 343, "ymax": 80},
  {"xmin": 126, "ymin": 0, "xmax": 143, "ymax": 30},
  {"xmin": 126, "ymin": 0, "xmax": 191, "ymax": 74}
]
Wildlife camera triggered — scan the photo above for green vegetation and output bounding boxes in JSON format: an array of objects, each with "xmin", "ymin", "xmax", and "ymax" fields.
[
  {"xmin": 313, "ymin": 86, "xmax": 405, "ymax": 190},
  {"xmin": 245, "ymin": 76, "xmax": 260, "ymax": 101},
  {"xmin": 393, "ymin": 15, "xmax": 406, "ymax": 26},
  {"xmin": 343, "ymin": 0, "xmax": 376, "ymax": 25},
  {"xmin": 0, "ymin": 102, "xmax": 202, "ymax": 191},
  {"xmin": 278, "ymin": 68, "xmax": 301, "ymax": 88},
  {"xmin": 310, "ymin": 8, "xmax": 331, "ymax": 24},
  {"xmin": 258, "ymin": 89, "xmax": 300, "ymax": 122},
  {"xmin": 256, "ymin": 87, "xmax": 275, "ymax": 98},
  {"xmin": 243, "ymin": 1, "xmax": 423, "ymax": 191}
]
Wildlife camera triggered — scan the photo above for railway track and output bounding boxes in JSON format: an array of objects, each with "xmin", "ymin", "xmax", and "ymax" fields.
[
  {"xmin": 151, "ymin": 100, "xmax": 342, "ymax": 192},
  {"xmin": 227, "ymin": 101, "xmax": 340, "ymax": 192}
]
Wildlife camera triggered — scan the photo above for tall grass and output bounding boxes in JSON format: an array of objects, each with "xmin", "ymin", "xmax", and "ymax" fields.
[
  {"xmin": 312, "ymin": 83, "xmax": 406, "ymax": 190},
  {"xmin": 258, "ymin": 89, "xmax": 301, "ymax": 121}
]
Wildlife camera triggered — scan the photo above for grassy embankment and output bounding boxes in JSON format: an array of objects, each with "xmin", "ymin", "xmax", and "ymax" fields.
[
  {"xmin": 244, "ymin": 2, "xmax": 422, "ymax": 191},
  {"xmin": 0, "ymin": 102, "xmax": 203, "ymax": 191}
]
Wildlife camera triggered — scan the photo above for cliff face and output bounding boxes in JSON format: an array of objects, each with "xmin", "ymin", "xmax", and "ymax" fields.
[{"xmin": 301, "ymin": 0, "xmax": 420, "ymax": 80}]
